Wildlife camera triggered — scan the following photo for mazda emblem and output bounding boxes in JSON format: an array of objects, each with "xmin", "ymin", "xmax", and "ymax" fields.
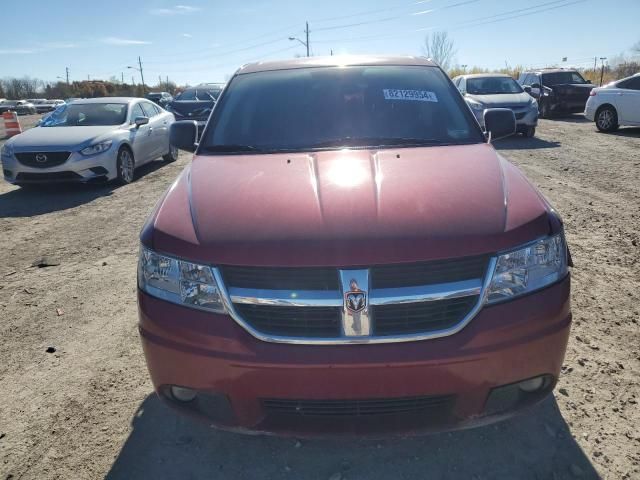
[{"xmin": 35, "ymin": 153, "xmax": 48, "ymax": 163}]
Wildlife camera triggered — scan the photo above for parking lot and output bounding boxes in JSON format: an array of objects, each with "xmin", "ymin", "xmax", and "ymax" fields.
[{"xmin": 0, "ymin": 116, "xmax": 638, "ymax": 479}]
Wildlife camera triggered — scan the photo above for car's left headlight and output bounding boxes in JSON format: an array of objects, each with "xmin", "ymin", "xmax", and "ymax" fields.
[
  {"xmin": 80, "ymin": 140, "xmax": 112, "ymax": 156},
  {"xmin": 529, "ymin": 98, "xmax": 538, "ymax": 109},
  {"xmin": 486, "ymin": 234, "xmax": 568, "ymax": 304},
  {"xmin": 138, "ymin": 246, "xmax": 226, "ymax": 313},
  {"xmin": 1, "ymin": 142, "xmax": 14, "ymax": 158}
]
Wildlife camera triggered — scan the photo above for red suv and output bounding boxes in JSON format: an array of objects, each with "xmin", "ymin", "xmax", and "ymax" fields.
[{"xmin": 138, "ymin": 56, "xmax": 572, "ymax": 436}]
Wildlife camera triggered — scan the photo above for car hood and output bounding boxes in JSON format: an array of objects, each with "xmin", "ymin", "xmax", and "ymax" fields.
[
  {"xmin": 7, "ymin": 125, "xmax": 119, "ymax": 151},
  {"xmin": 466, "ymin": 92, "xmax": 533, "ymax": 107},
  {"xmin": 168, "ymin": 100, "xmax": 214, "ymax": 119},
  {"xmin": 145, "ymin": 143, "xmax": 554, "ymax": 266}
]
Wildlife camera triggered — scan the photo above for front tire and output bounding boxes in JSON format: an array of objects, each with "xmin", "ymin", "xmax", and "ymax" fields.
[
  {"xmin": 522, "ymin": 127, "xmax": 536, "ymax": 138},
  {"xmin": 539, "ymin": 101, "xmax": 551, "ymax": 119},
  {"xmin": 163, "ymin": 144, "xmax": 178, "ymax": 163},
  {"xmin": 116, "ymin": 147, "xmax": 135, "ymax": 185},
  {"xmin": 595, "ymin": 106, "xmax": 619, "ymax": 132}
]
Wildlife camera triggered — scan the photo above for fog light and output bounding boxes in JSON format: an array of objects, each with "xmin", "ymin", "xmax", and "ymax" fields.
[
  {"xmin": 518, "ymin": 376, "xmax": 546, "ymax": 393},
  {"xmin": 170, "ymin": 386, "xmax": 197, "ymax": 402}
]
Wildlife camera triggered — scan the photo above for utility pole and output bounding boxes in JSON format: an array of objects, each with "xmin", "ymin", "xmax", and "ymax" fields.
[
  {"xmin": 593, "ymin": 56, "xmax": 597, "ymax": 73},
  {"xmin": 66, "ymin": 66, "xmax": 69, "ymax": 84},
  {"xmin": 166, "ymin": 75, "xmax": 169, "ymax": 91},
  {"xmin": 599, "ymin": 57, "xmax": 607, "ymax": 86},
  {"xmin": 121, "ymin": 72, "xmax": 124, "ymax": 84},
  {"xmin": 305, "ymin": 21, "xmax": 310, "ymax": 57},
  {"xmin": 288, "ymin": 23, "xmax": 311, "ymax": 58},
  {"xmin": 138, "ymin": 56, "xmax": 146, "ymax": 91}
]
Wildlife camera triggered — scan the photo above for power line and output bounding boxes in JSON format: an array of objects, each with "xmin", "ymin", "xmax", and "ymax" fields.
[
  {"xmin": 313, "ymin": 0, "xmax": 586, "ymax": 44},
  {"xmin": 313, "ymin": 0, "xmax": 480, "ymax": 32}
]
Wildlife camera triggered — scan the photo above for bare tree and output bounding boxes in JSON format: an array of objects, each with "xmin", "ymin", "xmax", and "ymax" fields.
[
  {"xmin": 632, "ymin": 40, "xmax": 640, "ymax": 53},
  {"xmin": 423, "ymin": 31, "xmax": 456, "ymax": 72}
]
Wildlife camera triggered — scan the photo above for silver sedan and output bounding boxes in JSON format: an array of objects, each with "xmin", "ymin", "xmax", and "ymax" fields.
[
  {"xmin": 1, "ymin": 97, "xmax": 177, "ymax": 186},
  {"xmin": 452, "ymin": 74, "xmax": 539, "ymax": 138}
]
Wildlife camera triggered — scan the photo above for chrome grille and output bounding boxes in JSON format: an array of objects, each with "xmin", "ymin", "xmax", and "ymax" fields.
[{"xmin": 217, "ymin": 256, "xmax": 495, "ymax": 344}]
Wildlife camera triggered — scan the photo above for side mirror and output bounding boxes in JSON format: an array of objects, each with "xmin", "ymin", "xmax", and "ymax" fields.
[
  {"xmin": 170, "ymin": 120, "xmax": 198, "ymax": 152},
  {"xmin": 586, "ymin": 79, "xmax": 592, "ymax": 84},
  {"xmin": 523, "ymin": 85, "xmax": 532, "ymax": 93},
  {"xmin": 134, "ymin": 116, "xmax": 149, "ymax": 127},
  {"xmin": 530, "ymin": 83, "xmax": 541, "ymax": 89},
  {"xmin": 484, "ymin": 108, "xmax": 516, "ymax": 141}
]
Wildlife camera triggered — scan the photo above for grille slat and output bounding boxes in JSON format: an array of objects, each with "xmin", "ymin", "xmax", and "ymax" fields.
[
  {"xmin": 15, "ymin": 151, "xmax": 71, "ymax": 168},
  {"xmin": 263, "ymin": 395, "xmax": 455, "ymax": 417},
  {"xmin": 371, "ymin": 256, "xmax": 488, "ymax": 288},
  {"xmin": 373, "ymin": 296, "xmax": 478, "ymax": 335},
  {"xmin": 234, "ymin": 304, "xmax": 340, "ymax": 337}
]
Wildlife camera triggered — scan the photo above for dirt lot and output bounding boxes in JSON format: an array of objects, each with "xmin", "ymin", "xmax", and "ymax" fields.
[{"xmin": 0, "ymin": 116, "xmax": 638, "ymax": 480}]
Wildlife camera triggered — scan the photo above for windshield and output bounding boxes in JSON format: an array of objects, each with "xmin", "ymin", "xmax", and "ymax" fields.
[
  {"xmin": 466, "ymin": 77, "xmax": 523, "ymax": 95},
  {"xmin": 542, "ymin": 71, "xmax": 587, "ymax": 85},
  {"xmin": 202, "ymin": 65, "xmax": 482, "ymax": 153},
  {"xmin": 176, "ymin": 87, "xmax": 221, "ymax": 101},
  {"xmin": 40, "ymin": 103, "xmax": 127, "ymax": 127}
]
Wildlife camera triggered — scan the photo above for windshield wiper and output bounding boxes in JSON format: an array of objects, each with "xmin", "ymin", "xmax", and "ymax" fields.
[
  {"xmin": 309, "ymin": 136, "xmax": 447, "ymax": 148},
  {"xmin": 199, "ymin": 144, "xmax": 262, "ymax": 153}
]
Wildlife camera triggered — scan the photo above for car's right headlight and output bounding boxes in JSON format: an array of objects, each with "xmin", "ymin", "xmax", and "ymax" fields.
[
  {"xmin": 1, "ymin": 143, "xmax": 14, "ymax": 158},
  {"xmin": 138, "ymin": 246, "xmax": 226, "ymax": 313},
  {"xmin": 467, "ymin": 99, "xmax": 485, "ymax": 111},
  {"xmin": 486, "ymin": 234, "xmax": 568, "ymax": 304}
]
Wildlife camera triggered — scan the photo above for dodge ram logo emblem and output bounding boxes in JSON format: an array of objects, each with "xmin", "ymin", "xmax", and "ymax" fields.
[
  {"xmin": 345, "ymin": 280, "xmax": 366, "ymax": 313},
  {"xmin": 35, "ymin": 153, "xmax": 48, "ymax": 163}
]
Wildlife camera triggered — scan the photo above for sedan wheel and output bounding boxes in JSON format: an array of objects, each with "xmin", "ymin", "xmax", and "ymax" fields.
[
  {"xmin": 163, "ymin": 144, "xmax": 178, "ymax": 163},
  {"xmin": 116, "ymin": 148, "xmax": 135, "ymax": 184},
  {"xmin": 595, "ymin": 106, "xmax": 619, "ymax": 133}
]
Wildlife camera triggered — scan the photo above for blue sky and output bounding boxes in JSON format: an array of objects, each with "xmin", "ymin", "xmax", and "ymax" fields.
[{"xmin": 1, "ymin": 0, "xmax": 639, "ymax": 85}]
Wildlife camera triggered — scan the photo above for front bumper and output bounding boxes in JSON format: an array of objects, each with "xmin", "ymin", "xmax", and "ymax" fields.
[
  {"xmin": 474, "ymin": 107, "xmax": 538, "ymax": 130},
  {"xmin": 138, "ymin": 275, "xmax": 571, "ymax": 436},
  {"xmin": 2, "ymin": 148, "xmax": 118, "ymax": 184}
]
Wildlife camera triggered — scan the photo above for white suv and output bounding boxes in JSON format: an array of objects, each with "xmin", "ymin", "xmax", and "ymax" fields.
[{"xmin": 585, "ymin": 73, "xmax": 640, "ymax": 132}]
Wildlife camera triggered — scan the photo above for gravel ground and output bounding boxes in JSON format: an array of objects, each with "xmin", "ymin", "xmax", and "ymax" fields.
[{"xmin": 0, "ymin": 116, "xmax": 638, "ymax": 480}]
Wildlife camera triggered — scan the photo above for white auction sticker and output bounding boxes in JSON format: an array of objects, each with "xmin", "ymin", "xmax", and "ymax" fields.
[{"xmin": 383, "ymin": 89, "xmax": 438, "ymax": 102}]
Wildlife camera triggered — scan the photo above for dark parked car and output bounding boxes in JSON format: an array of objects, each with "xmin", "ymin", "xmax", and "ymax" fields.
[
  {"xmin": 518, "ymin": 69, "xmax": 594, "ymax": 118},
  {"xmin": 146, "ymin": 91, "xmax": 173, "ymax": 108},
  {"xmin": 138, "ymin": 56, "xmax": 572, "ymax": 436},
  {"xmin": 0, "ymin": 100, "xmax": 37, "ymax": 115},
  {"xmin": 165, "ymin": 83, "xmax": 224, "ymax": 132}
]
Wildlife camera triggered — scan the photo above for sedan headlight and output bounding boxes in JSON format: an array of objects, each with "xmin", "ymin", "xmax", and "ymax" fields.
[
  {"xmin": 80, "ymin": 140, "xmax": 112, "ymax": 156},
  {"xmin": 529, "ymin": 98, "xmax": 538, "ymax": 109},
  {"xmin": 138, "ymin": 246, "xmax": 225, "ymax": 313},
  {"xmin": 1, "ymin": 142, "xmax": 14, "ymax": 157},
  {"xmin": 486, "ymin": 234, "xmax": 568, "ymax": 304}
]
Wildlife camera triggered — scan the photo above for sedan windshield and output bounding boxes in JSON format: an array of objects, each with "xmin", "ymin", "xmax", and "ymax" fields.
[
  {"xmin": 202, "ymin": 65, "xmax": 483, "ymax": 153},
  {"xmin": 467, "ymin": 77, "xmax": 523, "ymax": 95},
  {"xmin": 40, "ymin": 103, "xmax": 127, "ymax": 127}
]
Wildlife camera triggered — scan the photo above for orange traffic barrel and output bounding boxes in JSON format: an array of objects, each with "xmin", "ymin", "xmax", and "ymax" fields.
[{"xmin": 2, "ymin": 111, "xmax": 22, "ymax": 137}]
